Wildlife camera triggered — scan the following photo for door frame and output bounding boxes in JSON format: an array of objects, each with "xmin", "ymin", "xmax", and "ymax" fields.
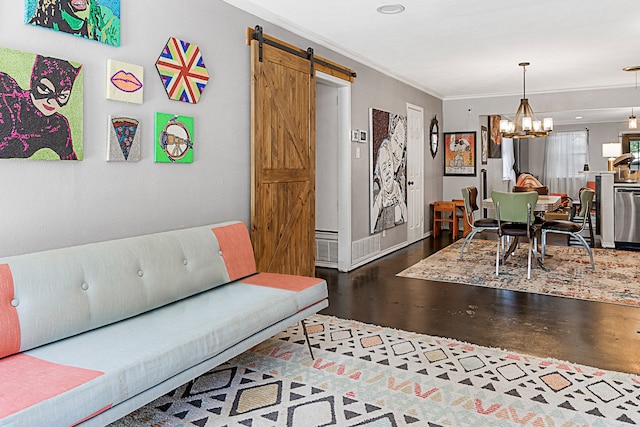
[{"xmin": 316, "ymin": 72, "xmax": 352, "ymax": 272}]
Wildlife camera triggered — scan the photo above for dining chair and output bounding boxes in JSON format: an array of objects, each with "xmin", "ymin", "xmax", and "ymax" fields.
[
  {"xmin": 433, "ymin": 201, "xmax": 457, "ymax": 238},
  {"xmin": 567, "ymin": 188, "xmax": 595, "ymax": 247},
  {"xmin": 540, "ymin": 188, "xmax": 595, "ymax": 271},
  {"xmin": 492, "ymin": 190, "xmax": 539, "ymax": 279},
  {"xmin": 459, "ymin": 186, "xmax": 499, "ymax": 260}
]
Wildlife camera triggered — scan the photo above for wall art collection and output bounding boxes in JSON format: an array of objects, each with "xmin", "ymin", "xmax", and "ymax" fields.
[
  {"xmin": 4, "ymin": 1, "xmax": 211, "ymax": 162},
  {"xmin": 369, "ymin": 107, "xmax": 408, "ymax": 233}
]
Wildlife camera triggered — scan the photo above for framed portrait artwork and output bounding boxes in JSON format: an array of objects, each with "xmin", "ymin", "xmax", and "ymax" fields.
[
  {"xmin": 444, "ymin": 131, "xmax": 476, "ymax": 176},
  {"xmin": 481, "ymin": 125, "xmax": 488, "ymax": 165},
  {"xmin": 488, "ymin": 114, "xmax": 502, "ymax": 158}
]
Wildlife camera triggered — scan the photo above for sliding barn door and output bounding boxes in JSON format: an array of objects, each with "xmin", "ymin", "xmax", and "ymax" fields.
[{"xmin": 250, "ymin": 40, "xmax": 316, "ymax": 276}]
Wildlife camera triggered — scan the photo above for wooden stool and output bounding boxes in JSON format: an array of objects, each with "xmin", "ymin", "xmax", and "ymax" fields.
[{"xmin": 433, "ymin": 201, "xmax": 458, "ymax": 238}]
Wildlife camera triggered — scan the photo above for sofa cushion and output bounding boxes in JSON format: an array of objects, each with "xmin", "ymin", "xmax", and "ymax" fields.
[
  {"xmin": 0, "ymin": 222, "xmax": 256, "ymax": 359},
  {"xmin": 0, "ymin": 264, "xmax": 20, "ymax": 357},
  {"xmin": 212, "ymin": 222, "xmax": 257, "ymax": 281}
]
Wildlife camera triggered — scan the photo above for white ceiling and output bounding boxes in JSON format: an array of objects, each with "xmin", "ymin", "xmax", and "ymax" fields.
[{"xmin": 222, "ymin": 0, "xmax": 640, "ymax": 124}]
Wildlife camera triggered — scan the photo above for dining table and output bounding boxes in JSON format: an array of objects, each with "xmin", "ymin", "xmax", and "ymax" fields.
[{"xmin": 481, "ymin": 194, "xmax": 562, "ymax": 213}]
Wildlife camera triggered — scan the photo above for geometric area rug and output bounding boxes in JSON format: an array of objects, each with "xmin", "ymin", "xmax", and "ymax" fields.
[
  {"xmin": 398, "ymin": 239, "xmax": 640, "ymax": 308},
  {"xmin": 110, "ymin": 314, "xmax": 640, "ymax": 426}
]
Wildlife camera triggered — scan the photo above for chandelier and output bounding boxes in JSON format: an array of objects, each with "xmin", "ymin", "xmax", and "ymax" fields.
[
  {"xmin": 499, "ymin": 62, "xmax": 553, "ymax": 138},
  {"xmin": 623, "ymin": 66, "xmax": 639, "ymax": 130}
]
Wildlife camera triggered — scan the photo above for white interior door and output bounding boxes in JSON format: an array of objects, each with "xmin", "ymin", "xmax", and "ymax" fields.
[{"xmin": 406, "ymin": 103, "xmax": 424, "ymax": 243}]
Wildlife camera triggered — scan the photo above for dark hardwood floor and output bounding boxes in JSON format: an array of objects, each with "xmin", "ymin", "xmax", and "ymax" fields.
[{"xmin": 317, "ymin": 233, "xmax": 640, "ymax": 375}]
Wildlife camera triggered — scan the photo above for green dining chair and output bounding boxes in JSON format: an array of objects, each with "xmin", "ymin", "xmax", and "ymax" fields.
[
  {"xmin": 492, "ymin": 190, "xmax": 539, "ymax": 279},
  {"xmin": 541, "ymin": 188, "xmax": 595, "ymax": 271},
  {"xmin": 459, "ymin": 186, "xmax": 499, "ymax": 260}
]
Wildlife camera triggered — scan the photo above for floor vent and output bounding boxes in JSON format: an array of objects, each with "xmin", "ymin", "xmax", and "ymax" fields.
[
  {"xmin": 352, "ymin": 234, "xmax": 381, "ymax": 264},
  {"xmin": 316, "ymin": 231, "xmax": 338, "ymax": 268}
]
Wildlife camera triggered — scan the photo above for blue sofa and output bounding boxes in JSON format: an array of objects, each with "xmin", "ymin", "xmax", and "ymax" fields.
[{"xmin": 0, "ymin": 221, "xmax": 328, "ymax": 426}]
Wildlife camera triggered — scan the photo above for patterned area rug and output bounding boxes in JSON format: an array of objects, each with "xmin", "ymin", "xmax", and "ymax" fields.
[
  {"xmin": 111, "ymin": 314, "xmax": 640, "ymax": 426},
  {"xmin": 398, "ymin": 239, "xmax": 640, "ymax": 307}
]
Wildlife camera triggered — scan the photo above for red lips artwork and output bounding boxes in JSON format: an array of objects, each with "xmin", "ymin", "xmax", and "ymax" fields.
[{"xmin": 110, "ymin": 70, "xmax": 142, "ymax": 93}]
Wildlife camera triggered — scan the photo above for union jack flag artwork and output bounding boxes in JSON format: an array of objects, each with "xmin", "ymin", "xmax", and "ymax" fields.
[{"xmin": 156, "ymin": 37, "xmax": 210, "ymax": 104}]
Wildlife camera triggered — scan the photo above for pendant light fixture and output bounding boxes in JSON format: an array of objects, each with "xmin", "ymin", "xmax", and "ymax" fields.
[
  {"xmin": 499, "ymin": 62, "xmax": 553, "ymax": 139},
  {"xmin": 623, "ymin": 66, "xmax": 640, "ymax": 130}
]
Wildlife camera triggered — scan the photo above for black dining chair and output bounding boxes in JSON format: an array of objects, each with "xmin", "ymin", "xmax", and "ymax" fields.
[
  {"xmin": 492, "ymin": 190, "xmax": 539, "ymax": 279},
  {"xmin": 459, "ymin": 186, "xmax": 499, "ymax": 260},
  {"xmin": 540, "ymin": 188, "xmax": 595, "ymax": 271}
]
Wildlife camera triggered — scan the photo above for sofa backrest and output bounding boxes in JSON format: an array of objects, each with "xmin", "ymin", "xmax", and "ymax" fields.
[{"xmin": 0, "ymin": 221, "xmax": 256, "ymax": 359}]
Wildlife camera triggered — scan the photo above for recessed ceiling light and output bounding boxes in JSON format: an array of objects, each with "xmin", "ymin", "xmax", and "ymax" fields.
[
  {"xmin": 575, "ymin": 116, "xmax": 583, "ymax": 120},
  {"xmin": 377, "ymin": 4, "xmax": 405, "ymax": 14}
]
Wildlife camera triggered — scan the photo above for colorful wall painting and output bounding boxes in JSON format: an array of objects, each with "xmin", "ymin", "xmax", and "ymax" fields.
[
  {"xmin": 488, "ymin": 114, "xmax": 502, "ymax": 158},
  {"xmin": 25, "ymin": 0, "xmax": 121, "ymax": 47},
  {"xmin": 106, "ymin": 60, "xmax": 143, "ymax": 104},
  {"xmin": 369, "ymin": 107, "xmax": 407, "ymax": 233},
  {"xmin": 107, "ymin": 116, "xmax": 140, "ymax": 161},
  {"xmin": 0, "ymin": 46, "xmax": 83, "ymax": 160},
  {"xmin": 154, "ymin": 113, "xmax": 194, "ymax": 163},
  {"xmin": 156, "ymin": 37, "xmax": 210, "ymax": 104},
  {"xmin": 443, "ymin": 131, "xmax": 477, "ymax": 176}
]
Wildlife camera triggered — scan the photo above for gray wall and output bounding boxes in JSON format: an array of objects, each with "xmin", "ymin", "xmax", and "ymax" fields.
[{"xmin": 1, "ymin": 1, "xmax": 442, "ymax": 258}]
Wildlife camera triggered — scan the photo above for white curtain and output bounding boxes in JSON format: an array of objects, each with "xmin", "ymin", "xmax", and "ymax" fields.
[
  {"xmin": 542, "ymin": 130, "xmax": 588, "ymax": 199},
  {"xmin": 501, "ymin": 137, "xmax": 516, "ymax": 186}
]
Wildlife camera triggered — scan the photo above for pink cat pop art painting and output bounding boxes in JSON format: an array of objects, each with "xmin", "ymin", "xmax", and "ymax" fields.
[{"xmin": 0, "ymin": 46, "xmax": 83, "ymax": 160}]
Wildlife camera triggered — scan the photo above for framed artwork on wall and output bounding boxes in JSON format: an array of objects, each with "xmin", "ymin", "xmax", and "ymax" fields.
[
  {"xmin": 369, "ymin": 107, "xmax": 408, "ymax": 233},
  {"xmin": 107, "ymin": 59, "xmax": 143, "ymax": 104},
  {"xmin": 488, "ymin": 114, "xmax": 502, "ymax": 158},
  {"xmin": 156, "ymin": 37, "xmax": 210, "ymax": 104},
  {"xmin": 481, "ymin": 125, "xmax": 488, "ymax": 165},
  {"xmin": 0, "ymin": 46, "xmax": 83, "ymax": 160},
  {"xmin": 25, "ymin": 0, "xmax": 121, "ymax": 47},
  {"xmin": 108, "ymin": 116, "xmax": 140, "ymax": 161},
  {"xmin": 154, "ymin": 113, "xmax": 194, "ymax": 163},
  {"xmin": 444, "ymin": 131, "xmax": 476, "ymax": 176}
]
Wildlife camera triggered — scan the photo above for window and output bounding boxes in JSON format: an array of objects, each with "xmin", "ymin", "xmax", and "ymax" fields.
[{"xmin": 542, "ymin": 130, "xmax": 588, "ymax": 199}]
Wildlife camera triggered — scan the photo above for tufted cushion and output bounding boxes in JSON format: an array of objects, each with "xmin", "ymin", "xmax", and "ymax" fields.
[{"xmin": 0, "ymin": 221, "xmax": 254, "ymax": 359}]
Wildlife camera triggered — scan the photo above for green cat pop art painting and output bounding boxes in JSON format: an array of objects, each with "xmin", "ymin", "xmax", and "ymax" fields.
[
  {"xmin": 0, "ymin": 46, "xmax": 83, "ymax": 160},
  {"xmin": 25, "ymin": 0, "xmax": 121, "ymax": 47}
]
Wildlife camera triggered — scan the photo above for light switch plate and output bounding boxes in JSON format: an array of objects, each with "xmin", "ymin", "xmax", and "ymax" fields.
[{"xmin": 351, "ymin": 130, "xmax": 359, "ymax": 142}]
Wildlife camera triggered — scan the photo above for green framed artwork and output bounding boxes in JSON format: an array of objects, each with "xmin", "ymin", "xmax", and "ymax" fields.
[
  {"xmin": 0, "ymin": 46, "xmax": 83, "ymax": 160},
  {"xmin": 154, "ymin": 113, "xmax": 194, "ymax": 163},
  {"xmin": 25, "ymin": 0, "xmax": 121, "ymax": 47}
]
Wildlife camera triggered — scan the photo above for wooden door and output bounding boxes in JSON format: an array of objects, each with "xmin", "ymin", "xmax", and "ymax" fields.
[{"xmin": 250, "ymin": 40, "xmax": 316, "ymax": 276}]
